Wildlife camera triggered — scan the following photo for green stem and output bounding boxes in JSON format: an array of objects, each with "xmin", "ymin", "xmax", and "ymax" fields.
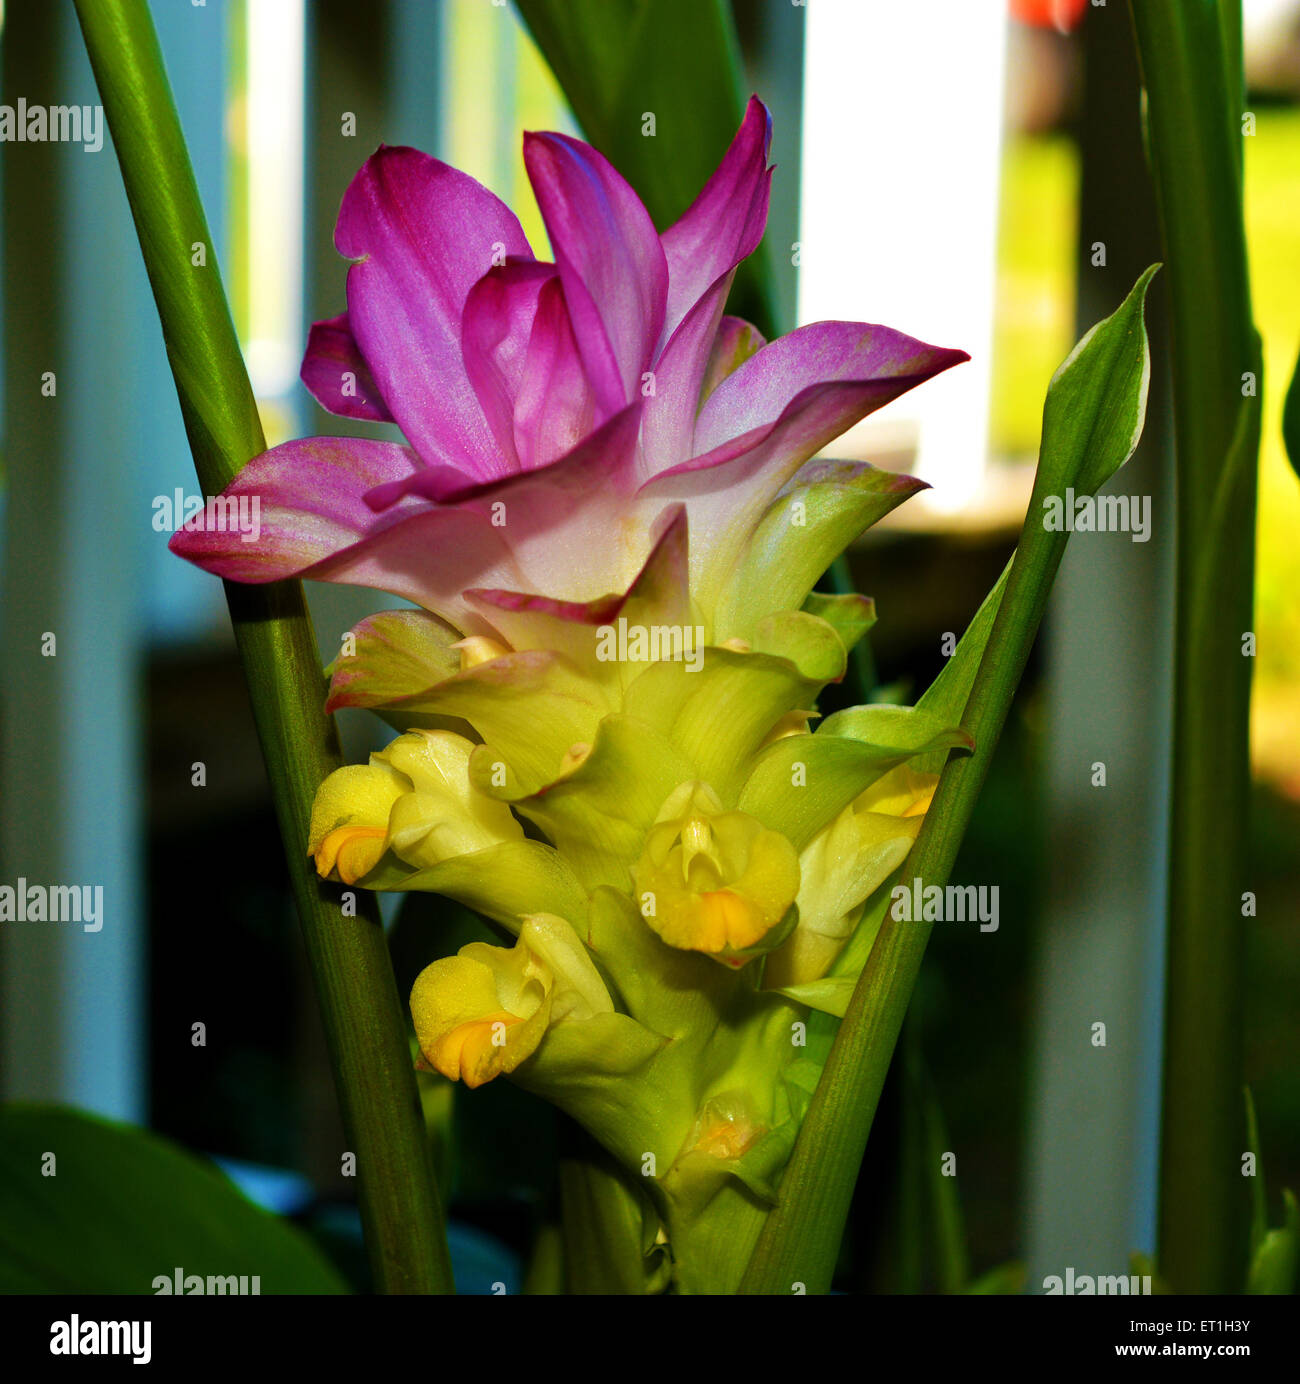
[
  {"xmin": 741, "ymin": 496, "xmax": 1070, "ymax": 1294},
  {"xmin": 74, "ymin": 0, "xmax": 452, "ymax": 1293},
  {"xmin": 1128, "ymin": 0, "xmax": 1257, "ymax": 1293}
]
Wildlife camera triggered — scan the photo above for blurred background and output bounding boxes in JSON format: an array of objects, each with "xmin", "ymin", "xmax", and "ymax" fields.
[{"xmin": 1, "ymin": 0, "xmax": 1297, "ymax": 1292}]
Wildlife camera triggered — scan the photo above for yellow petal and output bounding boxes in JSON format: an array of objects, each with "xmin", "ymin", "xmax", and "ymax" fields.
[
  {"xmin": 452, "ymin": 635, "xmax": 511, "ymax": 670},
  {"xmin": 635, "ymin": 787, "xmax": 799, "ymax": 961},
  {"xmin": 307, "ymin": 760, "xmax": 408, "ymax": 857},
  {"xmin": 315, "ymin": 825, "xmax": 388, "ymax": 885},
  {"xmin": 410, "ymin": 947, "xmax": 552, "ymax": 1088},
  {"xmin": 432, "ymin": 1011, "xmax": 525, "ymax": 1089},
  {"xmin": 855, "ymin": 764, "xmax": 939, "ymax": 818},
  {"xmin": 380, "ymin": 730, "xmax": 523, "ymax": 864}
]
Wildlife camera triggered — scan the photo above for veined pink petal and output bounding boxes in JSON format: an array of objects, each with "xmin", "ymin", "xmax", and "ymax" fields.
[
  {"xmin": 513, "ymin": 276, "xmax": 605, "ymax": 471},
  {"xmin": 300, "ymin": 510, "xmax": 523, "ymax": 629},
  {"xmin": 467, "ymin": 502, "xmax": 689, "ymax": 630},
  {"xmin": 692, "ymin": 320, "xmax": 969, "ymax": 456},
  {"xmin": 167, "ymin": 435, "xmax": 523, "ymax": 624},
  {"xmin": 450, "ymin": 404, "xmax": 649, "ymax": 599},
  {"xmin": 461, "ymin": 258, "xmax": 556, "ymax": 470},
  {"xmin": 300, "ymin": 313, "xmax": 393, "ymax": 422},
  {"xmin": 640, "ymin": 268, "xmax": 735, "ymax": 478},
  {"xmin": 336, "ymin": 145, "xmax": 533, "ymax": 479},
  {"xmin": 642, "ymin": 323, "xmax": 967, "ymax": 608},
  {"xmin": 659, "ymin": 96, "xmax": 772, "ymax": 346},
  {"xmin": 462, "ymin": 505, "xmax": 690, "ymax": 678},
  {"xmin": 365, "ymin": 404, "xmax": 649, "ymax": 602},
  {"xmin": 700, "ymin": 315, "xmax": 767, "ymax": 405},
  {"xmin": 168, "ymin": 436, "xmax": 424, "ymax": 581},
  {"xmin": 523, "ymin": 131, "xmax": 668, "ymax": 414}
]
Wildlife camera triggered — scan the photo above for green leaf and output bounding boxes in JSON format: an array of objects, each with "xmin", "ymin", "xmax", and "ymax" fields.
[
  {"xmin": 1241, "ymin": 1088, "xmax": 1298, "ymax": 1295},
  {"xmin": 914, "ymin": 561, "xmax": 1010, "ymax": 768},
  {"xmin": 1037, "ymin": 263, "xmax": 1159, "ymax": 499},
  {"xmin": 513, "ymin": 0, "xmax": 777, "ymax": 336},
  {"xmin": 965, "ymin": 1262, "xmax": 1027, "ymax": 1295},
  {"xmin": 1246, "ymin": 1191, "xmax": 1298, "ymax": 1295},
  {"xmin": 914, "ymin": 1052, "xmax": 969, "ymax": 1293},
  {"xmin": 740, "ymin": 269, "xmax": 1158, "ymax": 1295},
  {"xmin": 1245, "ymin": 1086, "xmax": 1268, "ymax": 1257},
  {"xmin": 1128, "ymin": 1250, "xmax": 1173, "ymax": 1294},
  {"xmin": 0, "ymin": 1105, "xmax": 347, "ymax": 1293},
  {"xmin": 1283, "ymin": 341, "xmax": 1300, "ymax": 482}
]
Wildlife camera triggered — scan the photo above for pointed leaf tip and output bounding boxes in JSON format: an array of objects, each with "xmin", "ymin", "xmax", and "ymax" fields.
[{"xmin": 1040, "ymin": 263, "xmax": 1161, "ymax": 501}]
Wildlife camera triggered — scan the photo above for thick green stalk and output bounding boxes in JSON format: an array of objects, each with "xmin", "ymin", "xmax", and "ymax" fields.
[
  {"xmin": 740, "ymin": 507, "xmax": 1067, "ymax": 1294},
  {"xmin": 1128, "ymin": 0, "xmax": 1257, "ymax": 1293},
  {"xmin": 74, "ymin": 0, "xmax": 452, "ymax": 1293},
  {"xmin": 741, "ymin": 267, "xmax": 1158, "ymax": 1293}
]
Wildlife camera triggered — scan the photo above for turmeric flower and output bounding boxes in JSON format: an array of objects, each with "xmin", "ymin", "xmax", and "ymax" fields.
[{"xmin": 170, "ymin": 97, "xmax": 970, "ymax": 1294}]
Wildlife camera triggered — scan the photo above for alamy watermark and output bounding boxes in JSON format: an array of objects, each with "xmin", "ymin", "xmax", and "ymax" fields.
[
  {"xmin": 595, "ymin": 616, "xmax": 705, "ymax": 672},
  {"xmin": 1, "ymin": 100, "xmax": 104, "ymax": 153},
  {"xmin": 153, "ymin": 1267, "xmax": 261, "ymax": 1295},
  {"xmin": 0, "ymin": 879, "xmax": 102, "ymax": 933},
  {"xmin": 890, "ymin": 878, "xmax": 999, "ymax": 932},
  {"xmin": 1042, "ymin": 487, "xmax": 1151, "ymax": 543},
  {"xmin": 50, "ymin": 1317, "xmax": 150, "ymax": 1364},
  {"xmin": 1043, "ymin": 1267, "xmax": 1152, "ymax": 1295},
  {"xmin": 153, "ymin": 489, "xmax": 261, "ymax": 544}
]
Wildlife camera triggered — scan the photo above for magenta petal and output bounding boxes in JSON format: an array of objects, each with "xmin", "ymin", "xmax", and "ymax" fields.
[
  {"xmin": 300, "ymin": 313, "xmax": 394, "ymax": 422},
  {"xmin": 426, "ymin": 403, "xmax": 648, "ymax": 602},
  {"xmin": 468, "ymin": 502, "xmax": 689, "ymax": 630},
  {"xmin": 461, "ymin": 258, "xmax": 556, "ymax": 470},
  {"xmin": 313, "ymin": 403, "xmax": 647, "ymax": 610},
  {"xmin": 167, "ymin": 436, "xmax": 521, "ymax": 623},
  {"xmin": 513, "ymin": 276, "xmax": 604, "ymax": 471},
  {"xmin": 168, "ymin": 436, "xmax": 424, "ymax": 582},
  {"xmin": 640, "ymin": 270, "xmax": 734, "ymax": 478},
  {"xmin": 659, "ymin": 97, "xmax": 772, "ymax": 345},
  {"xmin": 700, "ymin": 315, "xmax": 767, "ymax": 405},
  {"xmin": 467, "ymin": 585, "xmax": 625, "ymax": 627},
  {"xmin": 692, "ymin": 320, "xmax": 970, "ymax": 457},
  {"xmin": 642, "ymin": 324, "xmax": 967, "ymax": 607},
  {"xmin": 462, "ymin": 503, "xmax": 690, "ymax": 671},
  {"xmin": 336, "ymin": 145, "xmax": 533, "ymax": 478},
  {"xmin": 292, "ymin": 508, "xmax": 522, "ymax": 629},
  {"xmin": 523, "ymin": 131, "xmax": 668, "ymax": 413}
]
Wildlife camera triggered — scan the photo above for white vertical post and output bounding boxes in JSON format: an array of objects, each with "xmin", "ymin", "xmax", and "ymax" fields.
[{"xmin": 798, "ymin": 0, "xmax": 1007, "ymax": 509}]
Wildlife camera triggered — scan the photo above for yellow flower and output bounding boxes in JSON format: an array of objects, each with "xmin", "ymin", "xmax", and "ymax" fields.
[
  {"xmin": 308, "ymin": 729, "xmax": 522, "ymax": 884},
  {"xmin": 765, "ymin": 764, "xmax": 938, "ymax": 989},
  {"xmin": 634, "ymin": 782, "xmax": 800, "ymax": 966},
  {"xmin": 411, "ymin": 913, "xmax": 614, "ymax": 1088}
]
